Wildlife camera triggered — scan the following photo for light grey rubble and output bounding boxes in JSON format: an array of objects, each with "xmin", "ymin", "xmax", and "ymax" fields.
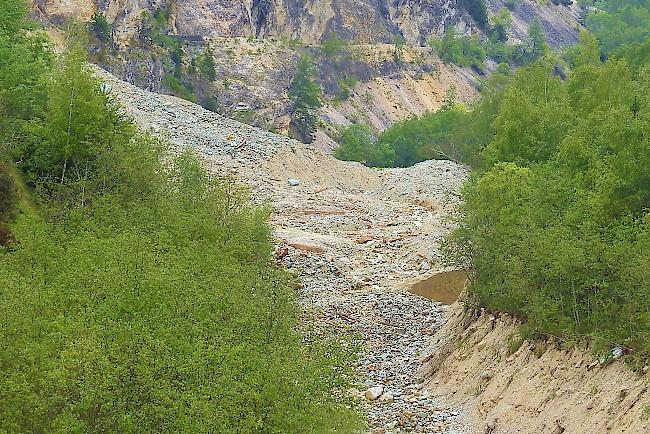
[{"xmin": 96, "ymin": 67, "xmax": 472, "ymax": 433}]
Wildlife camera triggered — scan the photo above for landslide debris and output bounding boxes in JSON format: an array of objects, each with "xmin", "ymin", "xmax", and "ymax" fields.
[{"xmin": 97, "ymin": 67, "xmax": 474, "ymax": 433}]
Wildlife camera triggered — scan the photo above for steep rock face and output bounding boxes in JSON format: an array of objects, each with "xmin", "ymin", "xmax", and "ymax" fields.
[
  {"xmin": 178, "ymin": 0, "xmax": 474, "ymax": 45},
  {"xmin": 32, "ymin": 0, "xmax": 475, "ymax": 46},
  {"xmin": 32, "ymin": 0, "xmax": 95, "ymax": 26}
]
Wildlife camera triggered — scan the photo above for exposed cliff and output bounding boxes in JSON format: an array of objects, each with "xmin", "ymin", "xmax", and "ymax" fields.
[
  {"xmin": 33, "ymin": 0, "xmax": 476, "ymax": 46},
  {"xmin": 29, "ymin": 0, "xmax": 580, "ymax": 151}
]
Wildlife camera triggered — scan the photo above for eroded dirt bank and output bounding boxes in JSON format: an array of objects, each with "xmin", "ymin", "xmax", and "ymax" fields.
[{"xmin": 420, "ymin": 302, "xmax": 650, "ymax": 434}]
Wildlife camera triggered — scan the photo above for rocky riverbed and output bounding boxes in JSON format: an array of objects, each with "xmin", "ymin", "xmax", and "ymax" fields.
[{"xmin": 97, "ymin": 67, "xmax": 473, "ymax": 433}]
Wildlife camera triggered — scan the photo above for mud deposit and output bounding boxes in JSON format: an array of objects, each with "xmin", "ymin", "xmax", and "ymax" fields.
[{"xmin": 409, "ymin": 270, "xmax": 468, "ymax": 305}]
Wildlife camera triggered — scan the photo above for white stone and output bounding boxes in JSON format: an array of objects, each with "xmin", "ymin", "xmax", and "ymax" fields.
[{"xmin": 365, "ymin": 386, "xmax": 384, "ymax": 401}]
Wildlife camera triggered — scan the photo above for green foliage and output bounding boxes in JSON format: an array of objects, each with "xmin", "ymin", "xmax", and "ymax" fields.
[
  {"xmin": 0, "ymin": 149, "xmax": 363, "ymax": 431},
  {"xmin": 458, "ymin": 0, "xmax": 489, "ymax": 29},
  {"xmin": 528, "ymin": 18, "xmax": 548, "ymax": 58},
  {"xmin": 336, "ymin": 74, "xmax": 358, "ymax": 100},
  {"xmin": 430, "ymin": 28, "xmax": 486, "ymax": 70},
  {"xmin": 0, "ymin": 0, "xmax": 51, "ymax": 154},
  {"xmin": 393, "ymin": 35, "xmax": 406, "ymax": 64},
  {"xmin": 0, "ymin": 3, "xmax": 364, "ymax": 430},
  {"xmin": 613, "ymin": 37, "xmax": 650, "ymax": 73},
  {"xmin": 199, "ymin": 48, "xmax": 217, "ymax": 81},
  {"xmin": 375, "ymin": 106, "xmax": 468, "ymax": 167},
  {"xmin": 0, "ymin": 164, "xmax": 17, "ymax": 222},
  {"xmin": 433, "ymin": 14, "xmax": 545, "ymax": 68},
  {"xmin": 5, "ymin": 37, "xmax": 131, "ymax": 207},
  {"xmin": 15, "ymin": 44, "xmax": 134, "ymax": 205},
  {"xmin": 89, "ymin": 12, "xmax": 112, "ymax": 43},
  {"xmin": 163, "ymin": 74, "xmax": 197, "ymax": 103},
  {"xmin": 511, "ymin": 18, "xmax": 548, "ymax": 65},
  {"xmin": 451, "ymin": 40, "xmax": 650, "ymax": 356},
  {"xmin": 482, "ymin": 60, "xmax": 571, "ymax": 164},
  {"xmin": 353, "ymin": 73, "xmax": 509, "ymax": 168},
  {"xmin": 321, "ymin": 36, "xmax": 348, "ymax": 59},
  {"xmin": 490, "ymin": 8, "xmax": 513, "ymax": 43},
  {"xmin": 142, "ymin": 5, "xmax": 198, "ymax": 101},
  {"xmin": 200, "ymin": 94, "xmax": 220, "ymax": 113},
  {"xmin": 485, "ymin": 40, "xmax": 515, "ymax": 64},
  {"xmin": 586, "ymin": 0, "xmax": 650, "ymax": 54},
  {"xmin": 333, "ymin": 124, "xmax": 394, "ymax": 166},
  {"xmin": 288, "ymin": 56, "xmax": 323, "ymax": 143},
  {"xmin": 1, "ymin": 146, "xmax": 364, "ymax": 431}
]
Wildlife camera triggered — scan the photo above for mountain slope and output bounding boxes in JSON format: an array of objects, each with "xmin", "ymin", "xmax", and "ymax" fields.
[
  {"xmin": 31, "ymin": 0, "xmax": 581, "ymax": 150},
  {"xmin": 95, "ymin": 64, "xmax": 476, "ymax": 432}
]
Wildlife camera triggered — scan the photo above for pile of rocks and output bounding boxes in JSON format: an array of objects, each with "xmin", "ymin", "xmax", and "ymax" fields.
[{"xmin": 95, "ymin": 67, "xmax": 293, "ymax": 162}]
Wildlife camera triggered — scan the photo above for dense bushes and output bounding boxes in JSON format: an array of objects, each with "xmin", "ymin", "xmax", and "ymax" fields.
[
  {"xmin": 0, "ymin": 166, "xmax": 17, "ymax": 222},
  {"xmin": 451, "ymin": 37, "xmax": 650, "ymax": 356},
  {"xmin": 431, "ymin": 28, "xmax": 486, "ymax": 69},
  {"xmin": 374, "ymin": 106, "xmax": 468, "ymax": 167},
  {"xmin": 333, "ymin": 124, "xmax": 394, "ymax": 166},
  {"xmin": 586, "ymin": 0, "xmax": 650, "ymax": 54},
  {"xmin": 0, "ymin": 2, "xmax": 362, "ymax": 431},
  {"xmin": 335, "ymin": 73, "xmax": 508, "ymax": 168},
  {"xmin": 0, "ymin": 151, "xmax": 362, "ymax": 432}
]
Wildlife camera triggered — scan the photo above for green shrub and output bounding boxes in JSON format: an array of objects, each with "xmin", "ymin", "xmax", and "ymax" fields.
[
  {"xmin": 451, "ymin": 43, "xmax": 650, "ymax": 356},
  {"xmin": 0, "ymin": 147, "xmax": 363, "ymax": 432},
  {"xmin": 199, "ymin": 48, "xmax": 217, "ymax": 81},
  {"xmin": 89, "ymin": 12, "xmax": 112, "ymax": 43},
  {"xmin": 321, "ymin": 36, "xmax": 348, "ymax": 58},
  {"xmin": 336, "ymin": 74, "xmax": 358, "ymax": 100},
  {"xmin": 376, "ymin": 107, "xmax": 468, "ymax": 167},
  {"xmin": 586, "ymin": 0, "xmax": 650, "ymax": 54},
  {"xmin": 490, "ymin": 8, "xmax": 512, "ymax": 43},
  {"xmin": 163, "ymin": 74, "xmax": 197, "ymax": 102},
  {"xmin": 288, "ymin": 56, "xmax": 323, "ymax": 143},
  {"xmin": 334, "ymin": 123, "xmax": 394, "ymax": 166},
  {"xmin": 0, "ymin": 2, "xmax": 364, "ymax": 430},
  {"xmin": 430, "ymin": 28, "xmax": 486, "ymax": 70},
  {"xmin": 0, "ymin": 164, "xmax": 17, "ymax": 222}
]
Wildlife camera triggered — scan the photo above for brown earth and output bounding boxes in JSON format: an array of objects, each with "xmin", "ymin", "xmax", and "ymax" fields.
[{"xmin": 419, "ymin": 301, "xmax": 650, "ymax": 434}]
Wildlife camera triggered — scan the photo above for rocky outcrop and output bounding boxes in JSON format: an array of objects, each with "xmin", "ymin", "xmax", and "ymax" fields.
[
  {"xmin": 30, "ymin": 0, "xmax": 582, "ymax": 151},
  {"xmin": 33, "ymin": 0, "xmax": 476, "ymax": 46},
  {"xmin": 319, "ymin": 44, "xmax": 479, "ymax": 135}
]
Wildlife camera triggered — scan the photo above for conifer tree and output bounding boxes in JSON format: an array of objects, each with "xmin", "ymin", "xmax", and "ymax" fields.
[{"xmin": 288, "ymin": 55, "xmax": 322, "ymax": 143}]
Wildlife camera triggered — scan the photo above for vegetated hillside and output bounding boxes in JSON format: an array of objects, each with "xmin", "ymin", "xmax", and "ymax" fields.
[
  {"xmin": 350, "ymin": 28, "xmax": 650, "ymax": 358},
  {"xmin": 0, "ymin": 3, "xmax": 363, "ymax": 431},
  {"xmin": 28, "ymin": 0, "xmax": 581, "ymax": 151}
]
